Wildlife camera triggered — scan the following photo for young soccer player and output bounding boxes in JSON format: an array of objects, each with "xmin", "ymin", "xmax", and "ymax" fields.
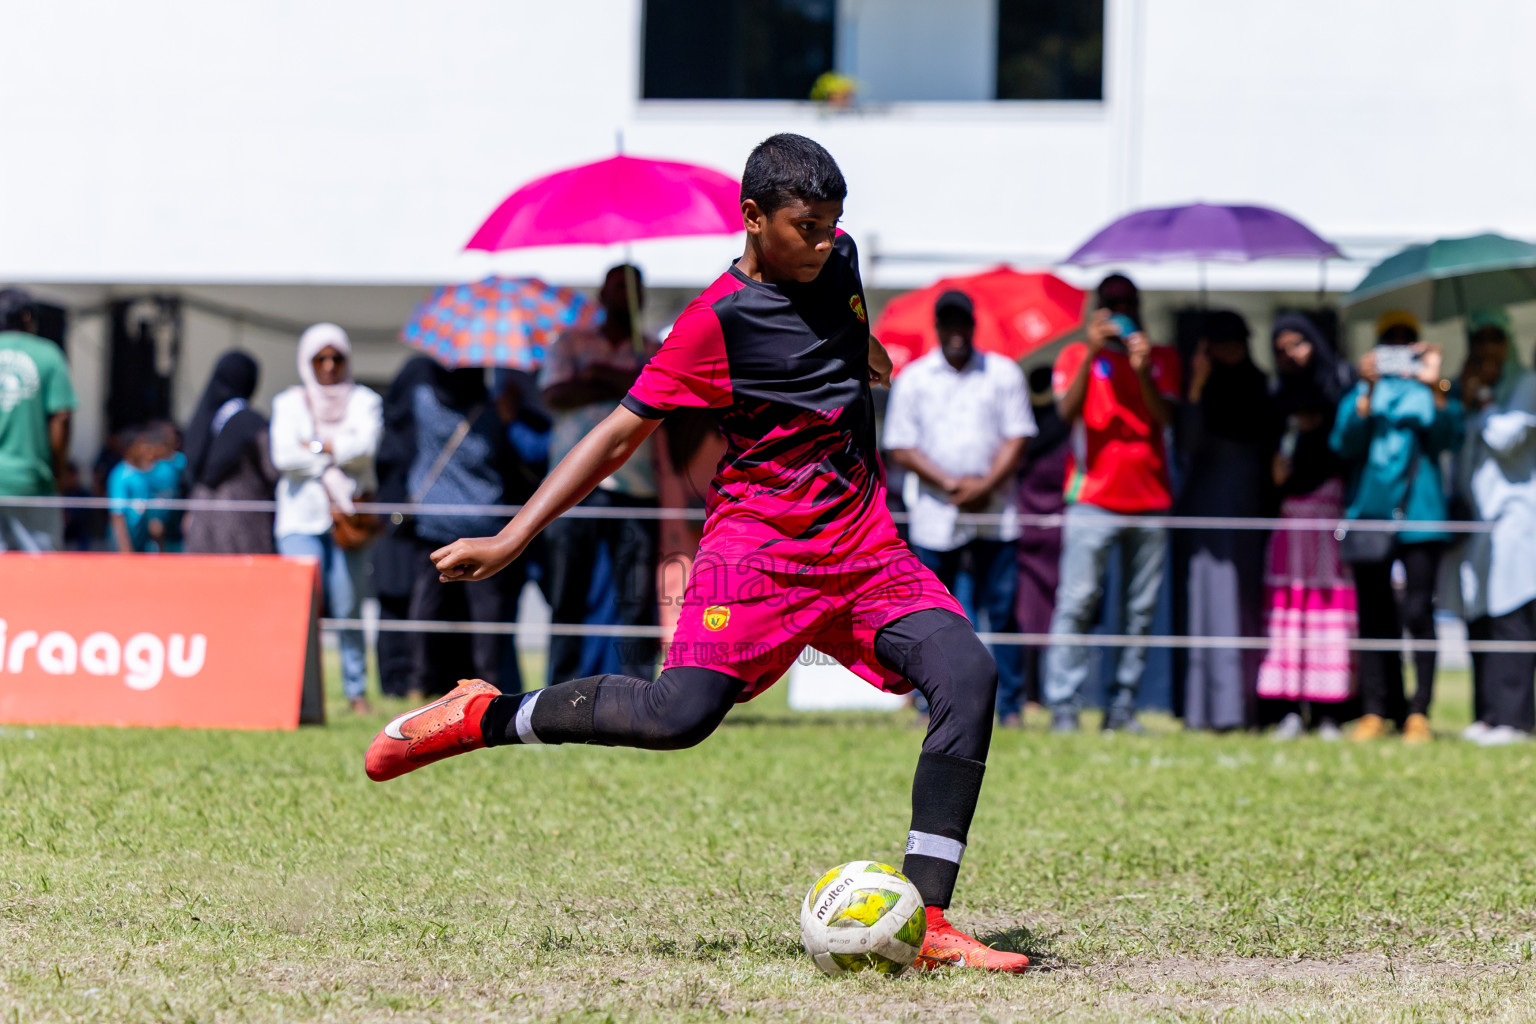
[{"xmin": 366, "ymin": 134, "xmax": 1029, "ymax": 972}]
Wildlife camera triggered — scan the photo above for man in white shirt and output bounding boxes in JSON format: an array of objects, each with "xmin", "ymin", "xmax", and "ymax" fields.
[{"xmin": 884, "ymin": 290, "xmax": 1036, "ymax": 721}]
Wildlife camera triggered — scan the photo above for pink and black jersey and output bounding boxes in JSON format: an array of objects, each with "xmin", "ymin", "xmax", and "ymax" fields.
[{"xmin": 622, "ymin": 234, "xmax": 900, "ymax": 571}]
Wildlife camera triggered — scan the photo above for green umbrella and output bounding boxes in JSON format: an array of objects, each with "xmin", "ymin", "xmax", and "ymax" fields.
[{"xmin": 1342, "ymin": 232, "xmax": 1536, "ymax": 323}]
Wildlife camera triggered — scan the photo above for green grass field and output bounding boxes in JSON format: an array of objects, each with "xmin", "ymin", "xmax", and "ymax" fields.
[{"xmin": 4, "ymin": 664, "xmax": 1536, "ymax": 1023}]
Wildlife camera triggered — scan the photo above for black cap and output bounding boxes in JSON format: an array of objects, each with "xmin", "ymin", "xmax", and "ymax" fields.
[{"xmin": 933, "ymin": 289, "xmax": 974, "ymax": 323}]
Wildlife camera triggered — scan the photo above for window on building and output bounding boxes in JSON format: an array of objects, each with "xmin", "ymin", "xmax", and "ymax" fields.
[
  {"xmin": 642, "ymin": 0, "xmax": 836, "ymax": 100},
  {"xmin": 996, "ymin": 0, "xmax": 1103, "ymax": 101},
  {"xmin": 640, "ymin": 0, "xmax": 1102, "ymax": 103}
]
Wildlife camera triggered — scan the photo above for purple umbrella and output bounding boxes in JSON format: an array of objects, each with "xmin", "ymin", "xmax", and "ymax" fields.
[{"xmin": 1065, "ymin": 202, "xmax": 1340, "ymax": 265}]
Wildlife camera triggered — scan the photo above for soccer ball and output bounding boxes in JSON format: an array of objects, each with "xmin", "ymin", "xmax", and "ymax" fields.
[{"xmin": 800, "ymin": 860, "xmax": 927, "ymax": 977}]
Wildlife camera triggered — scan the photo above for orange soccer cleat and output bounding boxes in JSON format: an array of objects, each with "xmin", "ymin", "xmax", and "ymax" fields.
[
  {"xmin": 914, "ymin": 908, "xmax": 1031, "ymax": 973},
  {"xmin": 365, "ymin": 680, "xmax": 501, "ymax": 782}
]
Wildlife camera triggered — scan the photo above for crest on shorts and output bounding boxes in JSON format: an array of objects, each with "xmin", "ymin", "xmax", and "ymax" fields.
[
  {"xmin": 849, "ymin": 295, "xmax": 866, "ymax": 322},
  {"xmin": 703, "ymin": 605, "xmax": 731, "ymax": 631}
]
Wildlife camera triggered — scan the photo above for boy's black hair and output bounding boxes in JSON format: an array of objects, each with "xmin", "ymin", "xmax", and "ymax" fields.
[{"xmin": 740, "ymin": 134, "xmax": 847, "ymax": 216}]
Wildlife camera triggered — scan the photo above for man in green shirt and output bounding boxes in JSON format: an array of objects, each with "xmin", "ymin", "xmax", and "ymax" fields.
[{"xmin": 0, "ymin": 289, "xmax": 77, "ymax": 552}]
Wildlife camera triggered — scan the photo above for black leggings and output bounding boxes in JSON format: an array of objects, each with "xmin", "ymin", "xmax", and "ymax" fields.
[
  {"xmin": 1353, "ymin": 543, "xmax": 1442, "ymax": 723},
  {"xmin": 491, "ymin": 607, "xmax": 996, "ymax": 762}
]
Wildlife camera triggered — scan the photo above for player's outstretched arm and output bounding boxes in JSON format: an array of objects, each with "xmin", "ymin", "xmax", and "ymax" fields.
[{"xmin": 431, "ymin": 406, "xmax": 661, "ymax": 582}]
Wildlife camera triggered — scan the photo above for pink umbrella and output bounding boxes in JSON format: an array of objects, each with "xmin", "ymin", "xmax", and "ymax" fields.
[{"xmin": 465, "ymin": 154, "xmax": 742, "ymax": 251}]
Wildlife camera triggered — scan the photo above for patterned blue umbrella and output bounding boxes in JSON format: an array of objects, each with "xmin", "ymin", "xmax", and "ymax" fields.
[{"xmin": 401, "ymin": 276, "xmax": 598, "ymax": 369}]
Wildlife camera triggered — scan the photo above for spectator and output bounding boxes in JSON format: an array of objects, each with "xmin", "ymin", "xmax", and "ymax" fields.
[
  {"xmin": 406, "ymin": 363, "xmax": 531, "ymax": 698},
  {"xmin": 373, "ymin": 357, "xmax": 439, "ymax": 698},
  {"xmin": 884, "ymin": 289, "xmax": 1035, "ymax": 724},
  {"xmin": 375, "ymin": 361, "xmax": 550, "ymax": 699},
  {"xmin": 540, "ymin": 264, "xmax": 660, "ymax": 684},
  {"xmin": 1045, "ymin": 275, "xmax": 1180, "ymax": 732},
  {"xmin": 1257, "ymin": 314, "xmax": 1357, "ymax": 740},
  {"xmin": 0, "ymin": 288, "xmax": 76, "ymax": 552},
  {"xmin": 1176, "ymin": 311, "xmax": 1275, "ymax": 731},
  {"xmin": 271, "ymin": 324, "xmax": 383, "ymax": 714},
  {"xmin": 107, "ymin": 424, "xmax": 183, "ymax": 552},
  {"xmin": 1455, "ymin": 308, "xmax": 1536, "ymax": 745},
  {"xmin": 1010, "ymin": 365, "xmax": 1072, "ymax": 724},
  {"xmin": 1332, "ymin": 310, "xmax": 1463, "ymax": 743},
  {"xmin": 495, "ymin": 368, "xmax": 553, "ymax": 478},
  {"xmin": 182, "ymin": 351, "xmax": 278, "ymax": 553}
]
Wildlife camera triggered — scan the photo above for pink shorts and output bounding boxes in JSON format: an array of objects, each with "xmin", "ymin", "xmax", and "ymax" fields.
[{"xmin": 663, "ymin": 542, "xmax": 965, "ymax": 701}]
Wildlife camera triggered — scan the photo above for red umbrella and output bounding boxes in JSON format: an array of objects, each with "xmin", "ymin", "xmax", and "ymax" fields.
[
  {"xmin": 873, "ymin": 267, "xmax": 1087, "ymax": 376},
  {"xmin": 465, "ymin": 154, "xmax": 742, "ymax": 251}
]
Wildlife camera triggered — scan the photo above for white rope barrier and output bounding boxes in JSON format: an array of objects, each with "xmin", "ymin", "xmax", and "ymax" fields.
[
  {"xmin": 0, "ymin": 494, "xmax": 1503, "ymax": 534},
  {"xmin": 320, "ymin": 619, "xmax": 1531, "ymax": 653},
  {"xmin": 9, "ymin": 499, "xmax": 1513, "ymax": 651}
]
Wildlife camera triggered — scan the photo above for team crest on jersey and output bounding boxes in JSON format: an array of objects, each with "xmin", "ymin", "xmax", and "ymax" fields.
[
  {"xmin": 703, "ymin": 605, "xmax": 731, "ymax": 631},
  {"xmin": 849, "ymin": 295, "xmax": 866, "ymax": 322}
]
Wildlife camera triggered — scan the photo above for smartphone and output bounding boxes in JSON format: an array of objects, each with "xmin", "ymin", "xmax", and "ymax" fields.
[
  {"xmin": 1101, "ymin": 313, "xmax": 1138, "ymax": 354},
  {"xmin": 1107, "ymin": 314, "xmax": 1139, "ymax": 339},
  {"xmin": 1372, "ymin": 345, "xmax": 1422, "ymax": 378}
]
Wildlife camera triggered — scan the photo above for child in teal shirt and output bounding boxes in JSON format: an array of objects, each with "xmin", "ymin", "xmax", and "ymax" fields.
[{"xmin": 108, "ymin": 426, "xmax": 186, "ymax": 552}]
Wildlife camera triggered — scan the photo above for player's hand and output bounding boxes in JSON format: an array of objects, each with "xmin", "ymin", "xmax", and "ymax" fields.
[
  {"xmin": 1085, "ymin": 309, "xmax": 1114, "ymax": 353},
  {"xmin": 1127, "ymin": 332, "xmax": 1152, "ymax": 376},
  {"xmin": 868, "ymin": 338, "xmax": 893, "ymax": 388},
  {"xmin": 432, "ymin": 536, "xmax": 521, "ymax": 582},
  {"xmin": 948, "ymin": 476, "xmax": 992, "ymax": 507}
]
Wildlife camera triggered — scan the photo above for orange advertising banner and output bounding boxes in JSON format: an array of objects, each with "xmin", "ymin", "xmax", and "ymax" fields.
[{"xmin": 0, "ymin": 554, "xmax": 322, "ymax": 730}]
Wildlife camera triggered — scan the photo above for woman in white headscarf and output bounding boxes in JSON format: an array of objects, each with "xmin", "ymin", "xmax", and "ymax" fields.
[{"xmin": 270, "ymin": 323, "xmax": 384, "ymax": 712}]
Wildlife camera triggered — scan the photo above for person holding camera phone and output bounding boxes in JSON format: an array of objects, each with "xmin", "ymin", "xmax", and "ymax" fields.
[
  {"xmin": 1331, "ymin": 309, "xmax": 1464, "ymax": 742},
  {"xmin": 1046, "ymin": 275, "xmax": 1181, "ymax": 733}
]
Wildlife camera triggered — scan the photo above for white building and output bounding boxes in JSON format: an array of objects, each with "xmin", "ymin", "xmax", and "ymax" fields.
[{"xmin": 5, "ymin": 0, "xmax": 1536, "ymax": 463}]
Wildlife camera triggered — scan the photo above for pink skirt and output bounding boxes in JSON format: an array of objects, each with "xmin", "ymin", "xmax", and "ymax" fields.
[
  {"xmin": 1255, "ymin": 583, "xmax": 1356, "ymax": 702},
  {"xmin": 1255, "ymin": 480, "xmax": 1357, "ymax": 703}
]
